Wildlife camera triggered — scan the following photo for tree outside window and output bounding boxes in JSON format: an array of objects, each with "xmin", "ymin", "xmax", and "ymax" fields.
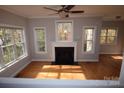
[
  {"xmin": 34, "ymin": 27, "xmax": 46, "ymax": 53},
  {"xmin": 0, "ymin": 27, "xmax": 26, "ymax": 66},
  {"xmin": 100, "ymin": 28, "xmax": 117, "ymax": 44},
  {"xmin": 56, "ymin": 21, "xmax": 73, "ymax": 42}
]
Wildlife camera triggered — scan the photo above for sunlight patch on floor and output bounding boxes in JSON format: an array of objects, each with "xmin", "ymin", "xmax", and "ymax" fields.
[
  {"xmin": 35, "ymin": 72, "xmax": 86, "ymax": 80},
  {"xmin": 34, "ymin": 65, "xmax": 86, "ymax": 80},
  {"xmin": 42, "ymin": 65, "xmax": 60, "ymax": 69},
  {"xmin": 60, "ymin": 73, "xmax": 86, "ymax": 80},
  {"xmin": 111, "ymin": 56, "xmax": 123, "ymax": 60}
]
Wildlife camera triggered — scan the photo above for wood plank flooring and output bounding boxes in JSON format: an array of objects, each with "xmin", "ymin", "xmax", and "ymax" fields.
[{"xmin": 16, "ymin": 54, "xmax": 122, "ymax": 80}]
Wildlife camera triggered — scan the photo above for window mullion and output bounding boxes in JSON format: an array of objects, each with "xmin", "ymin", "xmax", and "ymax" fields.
[
  {"xmin": 0, "ymin": 46, "xmax": 5, "ymax": 67},
  {"xmin": 12, "ymin": 29, "xmax": 17, "ymax": 60}
]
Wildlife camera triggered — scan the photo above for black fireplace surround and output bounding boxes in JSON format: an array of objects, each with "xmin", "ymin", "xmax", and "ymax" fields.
[{"xmin": 54, "ymin": 47, "xmax": 74, "ymax": 65}]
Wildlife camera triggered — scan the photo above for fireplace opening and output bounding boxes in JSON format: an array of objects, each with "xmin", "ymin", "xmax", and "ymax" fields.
[{"xmin": 54, "ymin": 47, "xmax": 74, "ymax": 65}]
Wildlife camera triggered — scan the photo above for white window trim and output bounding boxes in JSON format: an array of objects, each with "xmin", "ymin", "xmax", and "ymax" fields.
[
  {"xmin": 22, "ymin": 27, "xmax": 28, "ymax": 57},
  {"xmin": 100, "ymin": 27, "xmax": 118, "ymax": 45},
  {"xmin": 82, "ymin": 26, "xmax": 97, "ymax": 54},
  {"xmin": 0, "ymin": 24, "xmax": 28, "ymax": 70},
  {"xmin": 33, "ymin": 27, "xmax": 47, "ymax": 54},
  {"xmin": 0, "ymin": 54, "xmax": 27, "ymax": 72},
  {"xmin": 55, "ymin": 20, "xmax": 73, "ymax": 42}
]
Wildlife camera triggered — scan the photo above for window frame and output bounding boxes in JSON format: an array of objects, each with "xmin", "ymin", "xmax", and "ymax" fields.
[
  {"xmin": 82, "ymin": 26, "xmax": 96, "ymax": 54},
  {"xmin": 100, "ymin": 27, "xmax": 118, "ymax": 45},
  {"xmin": 55, "ymin": 20, "xmax": 73, "ymax": 42},
  {"xmin": 0, "ymin": 24, "xmax": 27, "ymax": 69},
  {"xmin": 34, "ymin": 27, "xmax": 47, "ymax": 54}
]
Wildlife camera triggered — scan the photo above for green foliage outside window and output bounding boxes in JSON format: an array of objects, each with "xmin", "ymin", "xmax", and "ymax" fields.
[
  {"xmin": 0, "ymin": 27, "xmax": 25, "ymax": 65},
  {"xmin": 35, "ymin": 28, "xmax": 46, "ymax": 52}
]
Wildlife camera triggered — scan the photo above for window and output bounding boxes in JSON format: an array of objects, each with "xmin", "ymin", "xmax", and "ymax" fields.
[
  {"xmin": 56, "ymin": 20, "xmax": 73, "ymax": 42},
  {"xmin": 83, "ymin": 27, "xmax": 96, "ymax": 53},
  {"xmin": 100, "ymin": 28, "xmax": 117, "ymax": 44},
  {"xmin": 34, "ymin": 27, "xmax": 46, "ymax": 53},
  {"xmin": 0, "ymin": 26, "xmax": 26, "ymax": 68}
]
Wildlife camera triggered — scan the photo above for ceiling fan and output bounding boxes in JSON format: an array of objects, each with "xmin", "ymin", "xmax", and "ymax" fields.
[{"xmin": 43, "ymin": 5, "xmax": 84, "ymax": 18}]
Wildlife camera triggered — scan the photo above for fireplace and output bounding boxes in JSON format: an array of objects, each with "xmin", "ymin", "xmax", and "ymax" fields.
[
  {"xmin": 55, "ymin": 47, "xmax": 74, "ymax": 65},
  {"xmin": 52, "ymin": 42, "xmax": 77, "ymax": 65}
]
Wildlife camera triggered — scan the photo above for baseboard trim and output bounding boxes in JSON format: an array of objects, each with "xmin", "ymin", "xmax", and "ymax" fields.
[
  {"xmin": 100, "ymin": 52, "xmax": 122, "ymax": 55},
  {"xmin": 77, "ymin": 59, "xmax": 99, "ymax": 62},
  {"xmin": 31, "ymin": 59, "xmax": 99, "ymax": 62},
  {"xmin": 10, "ymin": 60, "xmax": 31, "ymax": 77},
  {"xmin": 31, "ymin": 59, "xmax": 53, "ymax": 62},
  {"xmin": 100, "ymin": 53, "xmax": 121, "ymax": 55}
]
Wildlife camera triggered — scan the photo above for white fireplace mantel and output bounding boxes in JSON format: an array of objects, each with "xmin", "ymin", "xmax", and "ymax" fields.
[{"xmin": 52, "ymin": 41, "xmax": 77, "ymax": 62}]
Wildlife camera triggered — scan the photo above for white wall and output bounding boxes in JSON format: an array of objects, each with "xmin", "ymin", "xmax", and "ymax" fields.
[
  {"xmin": 28, "ymin": 17, "xmax": 102, "ymax": 62},
  {"xmin": 0, "ymin": 9, "xmax": 31, "ymax": 77}
]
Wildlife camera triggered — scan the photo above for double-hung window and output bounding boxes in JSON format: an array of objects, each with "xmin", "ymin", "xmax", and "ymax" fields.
[
  {"xmin": 83, "ymin": 27, "xmax": 96, "ymax": 53},
  {"xmin": 100, "ymin": 28, "xmax": 117, "ymax": 44},
  {"xmin": 56, "ymin": 20, "xmax": 73, "ymax": 42},
  {"xmin": 34, "ymin": 27, "xmax": 46, "ymax": 53},
  {"xmin": 0, "ymin": 26, "xmax": 26, "ymax": 68}
]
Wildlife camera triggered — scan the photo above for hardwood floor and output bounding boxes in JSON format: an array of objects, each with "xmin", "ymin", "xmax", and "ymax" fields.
[{"xmin": 16, "ymin": 54, "xmax": 123, "ymax": 80}]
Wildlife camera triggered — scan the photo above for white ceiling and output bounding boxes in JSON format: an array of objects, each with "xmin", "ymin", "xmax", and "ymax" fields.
[{"xmin": 0, "ymin": 5, "xmax": 124, "ymax": 20}]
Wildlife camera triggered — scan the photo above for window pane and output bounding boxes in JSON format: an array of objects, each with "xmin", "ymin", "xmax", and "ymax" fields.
[
  {"xmin": 100, "ymin": 28, "xmax": 117, "ymax": 44},
  {"xmin": 107, "ymin": 36, "xmax": 116, "ymax": 44},
  {"xmin": 107, "ymin": 29, "xmax": 116, "ymax": 36},
  {"xmin": 37, "ymin": 41, "xmax": 45, "ymax": 51},
  {"xmin": 15, "ymin": 43, "xmax": 24, "ymax": 58},
  {"xmin": 13, "ymin": 29, "xmax": 23, "ymax": 43},
  {"xmin": 84, "ymin": 41, "xmax": 93, "ymax": 52},
  {"xmin": 57, "ymin": 22, "xmax": 72, "ymax": 41},
  {"xmin": 36, "ymin": 29, "xmax": 45, "ymax": 41},
  {"xmin": 85, "ymin": 28, "xmax": 93, "ymax": 40},
  {"xmin": 2, "ymin": 46, "xmax": 14, "ymax": 64},
  {"xmin": 0, "ymin": 28, "xmax": 3, "ymax": 40},
  {"xmin": 100, "ymin": 36, "xmax": 106, "ymax": 44},
  {"xmin": 35, "ymin": 28, "xmax": 46, "ymax": 52},
  {"xmin": 101, "ymin": 29, "xmax": 107, "ymax": 36},
  {"xmin": 0, "ymin": 28, "xmax": 14, "ymax": 46},
  {"xmin": 5, "ymin": 28, "xmax": 14, "ymax": 45}
]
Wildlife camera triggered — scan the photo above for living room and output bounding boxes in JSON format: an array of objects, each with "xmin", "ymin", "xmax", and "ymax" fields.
[{"xmin": 0, "ymin": 5, "xmax": 124, "ymax": 87}]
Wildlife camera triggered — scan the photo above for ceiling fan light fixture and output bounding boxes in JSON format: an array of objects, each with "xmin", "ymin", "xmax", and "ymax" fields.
[{"xmin": 59, "ymin": 11, "xmax": 69, "ymax": 18}]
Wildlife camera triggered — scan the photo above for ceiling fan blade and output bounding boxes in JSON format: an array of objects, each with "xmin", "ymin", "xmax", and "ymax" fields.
[
  {"xmin": 69, "ymin": 11, "xmax": 84, "ymax": 13},
  {"xmin": 43, "ymin": 7, "xmax": 58, "ymax": 12},
  {"xmin": 61, "ymin": 5, "xmax": 75, "ymax": 10}
]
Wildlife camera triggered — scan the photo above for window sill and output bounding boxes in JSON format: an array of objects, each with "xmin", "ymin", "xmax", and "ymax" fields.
[
  {"xmin": 100, "ymin": 43, "xmax": 117, "ymax": 46},
  {"xmin": 56, "ymin": 40, "xmax": 73, "ymax": 42},
  {"xmin": 83, "ymin": 51, "xmax": 95, "ymax": 54},
  {"xmin": 0, "ymin": 54, "xmax": 28, "ymax": 72},
  {"xmin": 35, "ymin": 52, "xmax": 47, "ymax": 54}
]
